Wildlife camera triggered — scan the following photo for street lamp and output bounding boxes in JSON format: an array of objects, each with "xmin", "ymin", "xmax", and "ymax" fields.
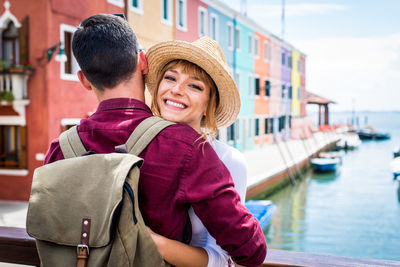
[{"xmin": 46, "ymin": 42, "xmax": 67, "ymax": 63}]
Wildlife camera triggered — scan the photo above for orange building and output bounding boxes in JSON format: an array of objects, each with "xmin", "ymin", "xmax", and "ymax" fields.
[
  {"xmin": 253, "ymin": 30, "xmax": 272, "ymax": 146},
  {"xmin": 0, "ymin": 0, "xmax": 123, "ymax": 201}
]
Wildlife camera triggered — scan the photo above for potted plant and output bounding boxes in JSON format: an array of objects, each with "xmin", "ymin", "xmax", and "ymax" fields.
[
  {"xmin": 0, "ymin": 90, "xmax": 14, "ymax": 105},
  {"xmin": 0, "ymin": 60, "xmax": 8, "ymax": 73}
]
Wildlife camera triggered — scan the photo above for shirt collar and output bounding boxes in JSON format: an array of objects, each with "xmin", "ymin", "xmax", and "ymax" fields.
[{"xmin": 97, "ymin": 98, "xmax": 152, "ymax": 113}]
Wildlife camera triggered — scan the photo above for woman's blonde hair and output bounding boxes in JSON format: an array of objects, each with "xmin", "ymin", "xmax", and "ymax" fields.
[{"xmin": 151, "ymin": 60, "xmax": 220, "ymax": 140}]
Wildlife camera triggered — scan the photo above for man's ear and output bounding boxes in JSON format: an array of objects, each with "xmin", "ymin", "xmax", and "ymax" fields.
[
  {"xmin": 77, "ymin": 70, "xmax": 93, "ymax": 91},
  {"xmin": 139, "ymin": 51, "xmax": 148, "ymax": 75}
]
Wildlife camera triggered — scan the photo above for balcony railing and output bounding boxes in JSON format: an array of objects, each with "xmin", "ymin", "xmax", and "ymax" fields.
[
  {"xmin": 1, "ymin": 226, "xmax": 399, "ymax": 267},
  {"xmin": 0, "ymin": 67, "xmax": 32, "ymax": 105}
]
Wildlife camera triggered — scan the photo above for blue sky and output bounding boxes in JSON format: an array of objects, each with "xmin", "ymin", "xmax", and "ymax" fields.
[{"xmin": 219, "ymin": 0, "xmax": 400, "ymax": 111}]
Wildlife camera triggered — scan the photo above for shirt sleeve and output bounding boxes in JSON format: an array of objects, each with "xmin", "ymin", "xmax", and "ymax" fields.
[
  {"xmin": 44, "ymin": 138, "xmax": 65, "ymax": 164},
  {"xmin": 181, "ymin": 141, "xmax": 266, "ymax": 267}
]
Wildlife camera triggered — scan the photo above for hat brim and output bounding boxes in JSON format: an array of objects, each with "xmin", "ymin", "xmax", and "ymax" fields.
[{"xmin": 145, "ymin": 40, "xmax": 240, "ymax": 129}]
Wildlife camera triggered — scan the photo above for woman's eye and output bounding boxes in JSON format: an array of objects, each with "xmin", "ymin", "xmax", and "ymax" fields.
[
  {"xmin": 164, "ymin": 75, "xmax": 176, "ymax": 81},
  {"xmin": 190, "ymin": 84, "xmax": 203, "ymax": 91}
]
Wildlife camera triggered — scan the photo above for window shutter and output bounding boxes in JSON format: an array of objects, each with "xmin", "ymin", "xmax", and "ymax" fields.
[{"xmin": 18, "ymin": 17, "xmax": 29, "ymax": 65}]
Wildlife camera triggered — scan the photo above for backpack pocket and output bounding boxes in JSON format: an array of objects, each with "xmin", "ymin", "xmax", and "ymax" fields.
[{"xmin": 26, "ymin": 153, "xmax": 143, "ymax": 248}]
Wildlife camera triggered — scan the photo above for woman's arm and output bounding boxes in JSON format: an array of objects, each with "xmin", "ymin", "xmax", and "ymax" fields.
[{"xmin": 147, "ymin": 227, "xmax": 209, "ymax": 267}]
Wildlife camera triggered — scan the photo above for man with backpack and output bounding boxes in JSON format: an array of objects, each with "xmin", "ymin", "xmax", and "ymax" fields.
[{"xmin": 30, "ymin": 14, "xmax": 266, "ymax": 266}]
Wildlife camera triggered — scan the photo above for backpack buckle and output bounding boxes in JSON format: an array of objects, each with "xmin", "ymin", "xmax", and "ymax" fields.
[{"xmin": 77, "ymin": 244, "xmax": 90, "ymax": 256}]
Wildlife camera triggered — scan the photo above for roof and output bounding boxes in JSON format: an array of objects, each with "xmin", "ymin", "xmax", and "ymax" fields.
[{"xmin": 306, "ymin": 91, "xmax": 336, "ymax": 105}]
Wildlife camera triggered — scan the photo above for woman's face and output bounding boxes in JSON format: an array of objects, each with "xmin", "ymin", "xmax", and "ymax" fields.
[{"xmin": 157, "ymin": 66, "xmax": 210, "ymax": 132}]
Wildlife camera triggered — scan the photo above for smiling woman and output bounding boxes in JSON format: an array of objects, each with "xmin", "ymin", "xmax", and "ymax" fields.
[{"xmin": 144, "ymin": 37, "xmax": 248, "ymax": 267}]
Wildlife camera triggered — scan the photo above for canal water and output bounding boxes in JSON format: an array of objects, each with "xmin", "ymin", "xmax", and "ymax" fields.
[{"xmin": 265, "ymin": 111, "xmax": 400, "ymax": 261}]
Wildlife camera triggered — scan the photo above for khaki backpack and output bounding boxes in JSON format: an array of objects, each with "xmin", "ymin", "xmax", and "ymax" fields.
[{"xmin": 27, "ymin": 116, "xmax": 174, "ymax": 267}]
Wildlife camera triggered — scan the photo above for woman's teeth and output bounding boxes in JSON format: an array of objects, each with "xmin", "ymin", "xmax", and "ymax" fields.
[{"xmin": 166, "ymin": 100, "xmax": 185, "ymax": 109}]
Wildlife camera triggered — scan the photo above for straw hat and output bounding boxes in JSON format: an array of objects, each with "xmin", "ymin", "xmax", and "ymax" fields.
[{"xmin": 145, "ymin": 37, "xmax": 240, "ymax": 128}]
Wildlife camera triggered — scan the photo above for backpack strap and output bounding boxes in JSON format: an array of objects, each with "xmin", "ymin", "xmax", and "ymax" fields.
[
  {"xmin": 59, "ymin": 126, "xmax": 87, "ymax": 159},
  {"xmin": 125, "ymin": 116, "xmax": 175, "ymax": 156}
]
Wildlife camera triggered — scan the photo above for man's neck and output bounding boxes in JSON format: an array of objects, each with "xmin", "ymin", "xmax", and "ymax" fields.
[{"xmin": 96, "ymin": 77, "xmax": 145, "ymax": 103}]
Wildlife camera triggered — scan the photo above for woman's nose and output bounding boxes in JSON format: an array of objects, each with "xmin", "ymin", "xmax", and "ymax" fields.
[{"xmin": 171, "ymin": 82, "xmax": 184, "ymax": 94}]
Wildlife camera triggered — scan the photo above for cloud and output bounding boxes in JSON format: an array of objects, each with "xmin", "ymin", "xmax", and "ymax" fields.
[
  {"xmin": 248, "ymin": 3, "xmax": 347, "ymax": 18},
  {"xmin": 295, "ymin": 34, "xmax": 400, "ymax": 111}
]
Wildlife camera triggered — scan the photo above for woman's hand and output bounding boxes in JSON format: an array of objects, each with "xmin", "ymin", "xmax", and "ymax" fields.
[
  {"xmin": 146, "ymin": 226, "xmax": 208, "ymax": 267},
  {"xmin": 146, "ymin": 226, "xmax": 167, "ymax": 257}
]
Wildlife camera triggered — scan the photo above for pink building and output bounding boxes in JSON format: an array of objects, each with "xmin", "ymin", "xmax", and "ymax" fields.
[
  {"xmin": 175, "ymin": 0, "xmax": 207, "ymax": 42},
  {"xmin": 269, "ymin": 36, "xmax": 282, "ymax": 140}
]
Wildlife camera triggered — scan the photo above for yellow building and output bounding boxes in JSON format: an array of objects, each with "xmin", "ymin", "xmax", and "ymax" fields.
[
  {"xmin": 291, "ymin": 50, "xmax": 301, "ymax": 117},
  {"xmin": 126, "ymin": 0, "xmax": 175, "ymax": 50}
]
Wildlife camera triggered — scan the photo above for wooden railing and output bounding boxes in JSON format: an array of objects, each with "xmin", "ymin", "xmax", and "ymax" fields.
[{"xmin": 1, "ymin": 226, "xmax": 400, "ymax": 267}]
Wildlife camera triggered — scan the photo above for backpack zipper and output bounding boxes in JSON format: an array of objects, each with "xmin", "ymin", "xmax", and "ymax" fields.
[{"xmin": 123, "ymin": 182, "xmax": 138, "ymax": 224}]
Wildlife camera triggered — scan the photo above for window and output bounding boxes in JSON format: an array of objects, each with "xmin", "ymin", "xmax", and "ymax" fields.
[
  {"xmin": 255, "ymin": 77, "xmax": 260, "ymax": 96},
  {"xmin": 288, "ymin": 56, "xmax": 292, "ymax": 69},
  {"xmin": 263, "ymin": 41, "xmax": 269, "ymax": 62},
  {"xmin": 281, "ymin": 84, "xmax": 286, "ymax": 98},
  {"xmin": 60, "ymin": 24, "xmax": 80, "ymax": 81},
  {"xmin": 227, "ymin": 22, "xmax": 233, "ymax": 50},
  {"xmin": 281, "ymin": 52, "xmax": 285, "ymax": 66},
  {"xmin": 255, "ymin": 118, "xmax": 260, "ymax": 136},
  {"xmin": 227, "ymin": 122, "xmax": 236, "ymax": 141},
  {"xmin": 248, "ymin": 118, "xmax": 252, "ymax": 138},
  {"xmin": 248, "ymin": 74, "xmax": 252, "ymax": 96},
  {"xmin": 176, "ymin": 0, "xmax": 187, "ymax": 31},
  {"xmin": 265, "ymin": 80, "xmax": 271, "ymax": 97},
  {"xmin": 288, "ymin": 85, "xmax": 292, "ymax": 99},
  {"xmin": 270, "ymin": 118, "xmax": 274, "ymax": 134},
  {"xmin": 254, "ymin": 36, "xmax": 259, "ymax": 58},
  {"xmin": 198, "ymin": 7, "xmax": 207, "ymax": 37},
  {"xmin": 234, "ymin": 72, "xmax": 240, "ymax": 91},
  {"xmin": 210, "ymin": 14, "xmax": 218, "ymax": 41},
  {"xmin": 0, "ymin": 125, "xmax": 27, "ymax": 169},
  {"xmin": 248, "ymin": 34, "xmax": 253, "ymax": 55},
  {"xmin": 161, "ymin": 0, "xmax": 173, "ymax": 25},
  {"xmin": 264, "ymin": 118, "xmax": 269, "ymax": 134},
  {"xmin": 235, "ymin": 119, "xmax": 240, "ymax": 140},
  {"xmin": 2, "ymin": 21, "xmax": 18, "ymax": 64},
  {"xmin": 235, "ymin": 27, "xmax": 240, "ymax": 51},
  {"xmin": 107, "ymin": 0, "xmax": 124, "ymax": 8},
  {"xmin": 130, "ymin": 0, "xmax": 143, "ymax": 14}
]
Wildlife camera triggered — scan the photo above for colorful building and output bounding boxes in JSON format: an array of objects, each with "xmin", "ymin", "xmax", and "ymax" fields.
[
  {"xmin": 269, "ymin": 35, "xmax": 282, "ymax": 141},
  {"xmin": 0, "ymin": 0, "xmax": 308, "ymax": 200},
  {"xmin": 233, "ymin": 16, "xmax": 255, "ymax": 151},
  {"xmin": 280, "ymin": 44, "xmax": 292, "ymax": 141},
  {"xmin": 253, "ymin": 28, "xmax": 272, "ymax": 146},
  {"xmin": 0, "ymin": 0, "xmax": 123, "ymax": 201},
  {"xmin": 126, "ymin": 0, "xmax": 175, "ymax": 50}
]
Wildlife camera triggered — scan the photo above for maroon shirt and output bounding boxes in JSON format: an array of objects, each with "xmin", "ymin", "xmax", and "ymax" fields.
[{"xmin": 45, "ymin": 98, "xmax": 266, "ymax": 266}]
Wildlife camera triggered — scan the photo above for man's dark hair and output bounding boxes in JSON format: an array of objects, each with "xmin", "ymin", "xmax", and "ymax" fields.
[{"xmin": 72, "ymin": 14, "xmax": 138, "ymax": 91}]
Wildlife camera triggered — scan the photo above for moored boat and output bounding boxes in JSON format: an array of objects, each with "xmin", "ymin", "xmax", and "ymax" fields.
[
  {"xmin": 245, "ymin": 200, "xmax": 276, "ymax": 231},
  {"xmin": 393, "ymin": 146, "xmax": 400, "ymax": 158},
  {"xmin": 336, "ymin": 133, "xmax": 361, "ymax": 150},
  {"xmin": 311, "ymin": 157, "xmax": 340, "ymax": 172},
  {"xmin": 390, "ymin": 157, "xmax": 400, "ymax": 179}
]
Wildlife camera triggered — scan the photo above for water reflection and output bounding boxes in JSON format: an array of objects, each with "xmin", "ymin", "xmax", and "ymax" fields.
[
  {"xmin": 397, "ymin": 180, "xmax": 400, "ymax": 202},
  {"xmin": 311, "ymin": 170, "xmax": 340, "ymax": 184},
  {"xmin": 265, "ymin": 127, "xmax": 400, "ymax": 261},
  {"xmin": 266, "ymin": 175, "xmax": 308, "ymax": 251}
]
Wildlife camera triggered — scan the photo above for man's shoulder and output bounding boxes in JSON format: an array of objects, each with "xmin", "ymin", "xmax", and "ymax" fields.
[{"xmin": 158, "ymin": 122, "xmax": 202, "ymax": 146}]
